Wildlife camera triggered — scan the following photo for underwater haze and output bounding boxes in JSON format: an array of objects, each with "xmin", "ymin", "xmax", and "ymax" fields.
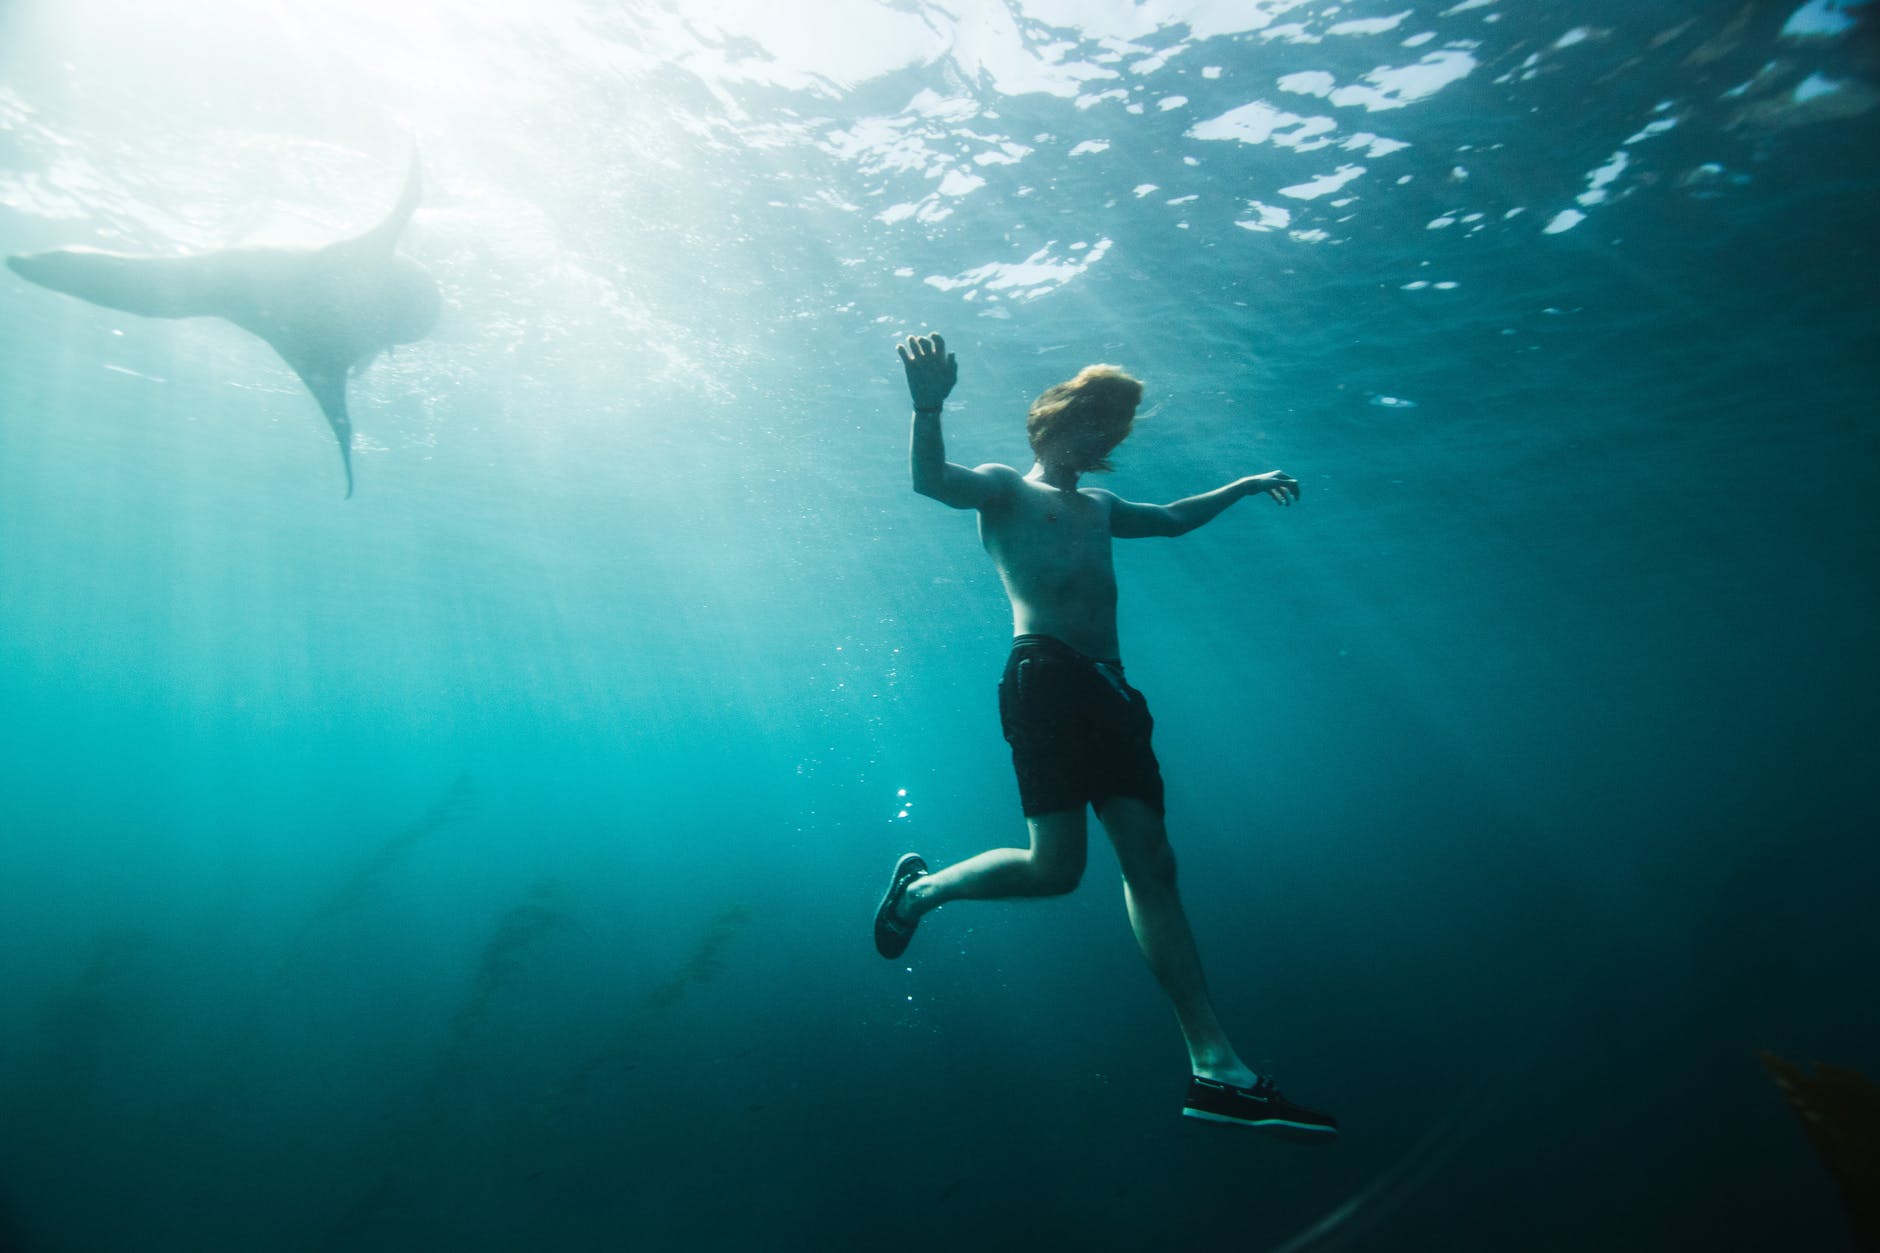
[{"xmin": 2, "ymin": 1, "xmax": 1877, "ymax": 1250}]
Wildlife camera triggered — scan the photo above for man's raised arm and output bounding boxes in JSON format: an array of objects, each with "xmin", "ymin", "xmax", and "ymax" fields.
[
  {"xmin": 899, "ymin": 333, "xmax": 1009, "ymax": 510},
  {"xmin": 1105, "ymin": 471, "xmax": 1300, "ymax": 538}
]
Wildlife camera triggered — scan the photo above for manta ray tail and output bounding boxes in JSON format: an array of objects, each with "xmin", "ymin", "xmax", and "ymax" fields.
[{"xmin": 296, "ymin": 365, "xmax": 357, "ymax": 499}]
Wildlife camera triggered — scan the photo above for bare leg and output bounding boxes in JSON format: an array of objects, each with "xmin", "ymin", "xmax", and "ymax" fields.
[
  {"xmin": 1096, "ymin": 796, "xmax": 1256, "ymax": 1084},
  {"xmin": 899, "ymin": 808, "xmax": 1088, "ymax": 919}
]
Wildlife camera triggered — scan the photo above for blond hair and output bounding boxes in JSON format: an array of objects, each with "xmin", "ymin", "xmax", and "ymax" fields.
[{"xmin": 1026, "ymin": 364, "xmax": 1145, "ymax": 473}]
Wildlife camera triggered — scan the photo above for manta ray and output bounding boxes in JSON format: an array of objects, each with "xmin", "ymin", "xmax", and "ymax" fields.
[{"xmin": 5, "ymin": 152, "xmax": 439, "ymax": 497}]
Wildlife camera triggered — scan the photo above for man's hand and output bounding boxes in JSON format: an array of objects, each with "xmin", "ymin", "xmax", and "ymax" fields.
[
  {"xmin": 1243, "ymin": 471, "xmax": 1300, "ymax": 506},
  {"xmin": 898, "ymin": 333, "xmax": 958, "ymax": 410}
]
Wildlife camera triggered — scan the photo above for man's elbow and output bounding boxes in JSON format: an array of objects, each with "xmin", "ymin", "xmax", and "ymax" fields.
[{"xmin": 1154, "ymin": 508, "xmax": 1193, "ymax": 538}]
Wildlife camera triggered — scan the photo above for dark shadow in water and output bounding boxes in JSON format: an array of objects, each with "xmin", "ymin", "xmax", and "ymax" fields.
[
  {"xmin": 320, "ymin": 880, "xmax": 573, "ymax": 1251},
  {"xmin": 644, "ymin": 901, "xmax": 750, "ymax": 1011},
  {"xmin": 548, "ymin": 902, "xmax": 751, "ymax": 1105},
  {"xmin": 1, "ymin": 929, "xmax": 155, "ymax": 1253},
  {"xmin": 35, "ymin": 929, "xmax": 155, "ymax": 1087},
  {"xmin": 280, "ymin": 773, "xmax": 475, "ymax": 973},
  {"xmin": 1760, "ymin": 1052, "xmax": 1880, "ymax": 1252},
  {"xmin": 312, "ymin": 772, "xmax": 475, "ymax": 922},
  {"xmin": 8, "ymin": 928, "xmax": 155, "ymax": 1130},
  {"xmin": 435, "ymin": 880, "xmax": 575, "ymax": 1093},
  {"xmin": 318, "ymin": 897, "xmax": 751, "ymax": 1251}
]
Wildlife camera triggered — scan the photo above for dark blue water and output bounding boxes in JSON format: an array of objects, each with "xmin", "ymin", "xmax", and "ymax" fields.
[{"xmin": 2, "ymin": 2, "xmax": 1877, "ymax": 1250}]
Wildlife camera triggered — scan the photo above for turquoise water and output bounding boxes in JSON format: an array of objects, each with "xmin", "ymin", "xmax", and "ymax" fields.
[{"xmin": 2, "ymin": 2, "xmax": 1877, "ymax": 1250}]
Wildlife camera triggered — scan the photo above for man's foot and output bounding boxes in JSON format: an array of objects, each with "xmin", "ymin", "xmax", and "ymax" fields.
[
  {"xmin": 873, "ymin": 853, "xmax": 928, "ymax": 959},
  {"xmin": 1182, "ymin": 1075, "xmax": 1339, "ymax": 1140}
]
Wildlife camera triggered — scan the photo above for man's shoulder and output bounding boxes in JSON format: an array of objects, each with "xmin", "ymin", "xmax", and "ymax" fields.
[{"xmin": 969, "ymin": 462, "xmax": 1027, "ymax": 500}]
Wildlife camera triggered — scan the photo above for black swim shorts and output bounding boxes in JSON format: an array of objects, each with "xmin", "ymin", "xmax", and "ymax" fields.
[{"xmin": 997, "ymin": 633, "xmax": 1166, "ymax": 817}]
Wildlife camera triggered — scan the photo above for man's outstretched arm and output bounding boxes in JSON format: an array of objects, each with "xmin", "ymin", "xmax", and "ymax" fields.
[
  {"xmin": 1105, "ymin": 472, "xmax": 1300, "ymax": 538},
  {"xmin": 900, "ymin": 333, "xmax": 1010, "ymax": 510}
]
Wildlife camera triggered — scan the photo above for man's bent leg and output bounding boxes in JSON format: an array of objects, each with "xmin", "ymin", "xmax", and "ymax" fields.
[
  {"xmin": 1096, "ymin": 797, "xmax": 1255, "ymax": 1085},
  {"xmin": 898, "ymin": 809, "xmax": 1088, "ymax": 922}
]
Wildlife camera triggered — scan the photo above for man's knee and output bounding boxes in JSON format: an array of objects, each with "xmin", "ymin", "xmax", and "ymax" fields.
[
  {"xmin": 1027, "ymin": 853, "xmax": 1084, "ymax": 896},
  {"xmin": 1119, "ymin": 835, "xmax": 1177, "ymax": 889}
]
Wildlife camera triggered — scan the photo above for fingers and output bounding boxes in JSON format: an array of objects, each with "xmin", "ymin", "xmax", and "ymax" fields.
[
  {"xmin": 898, "ymin": 333, "xmax": 946, "ymax": 362},
  {"xmin": 1261, "ymin": 473, "xmax": 1300, "ymax": 505}
]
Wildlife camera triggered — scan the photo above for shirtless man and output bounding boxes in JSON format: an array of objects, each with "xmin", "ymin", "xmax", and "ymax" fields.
[{"xmin": 873, "ymin": 333, "xmax": 1336, "ymax": 1139}]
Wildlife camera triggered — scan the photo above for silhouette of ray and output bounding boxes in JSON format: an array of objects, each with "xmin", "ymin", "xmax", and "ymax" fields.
[
  {"xmin": 6, "ymin": 151, "xmax": 438, "ymax": 497},
  {"xmin": 280, "ymin": 773, "xmax": 474, "ymax": 973},
  {"xmin": 546, "ymin": 903, "xmax": 752, "ymax": 1107},
  {"xmin": 444, "ymin": 881, "xmax": 574, "ymax": 1050},
  {"xmin": 318, "ymin": 880, "xmax": 572, "ymax": 1250}
]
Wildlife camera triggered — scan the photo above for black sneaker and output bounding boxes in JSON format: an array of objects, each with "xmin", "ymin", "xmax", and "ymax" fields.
[
  {"xmin": 1183, "ymin": 1075, "xmax": 1338, "ymax": 1140},
  {"xmin": 873, "ymin": 853, "xmax": 928, "ymax": 959}
]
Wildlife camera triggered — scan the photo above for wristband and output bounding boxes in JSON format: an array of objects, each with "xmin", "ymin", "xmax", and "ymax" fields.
[{"xmin": 914, "ymin": 404, "xmax": 943, "ymax": 415}]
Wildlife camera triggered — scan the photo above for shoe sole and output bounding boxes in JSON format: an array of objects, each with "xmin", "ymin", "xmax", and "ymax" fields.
[{"xmin": 1182, "ymin": 1107, "xmax": 1339, "ymax": 1139}]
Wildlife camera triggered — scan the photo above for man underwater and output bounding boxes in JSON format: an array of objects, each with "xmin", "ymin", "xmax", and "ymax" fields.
[
  {"xmin": 5, "ymin": 152, "xmax": 439, "ymax": 497},
  {"xmin": 874, "ymin": 333, "xmax": 1337, "ymax": 1139}
]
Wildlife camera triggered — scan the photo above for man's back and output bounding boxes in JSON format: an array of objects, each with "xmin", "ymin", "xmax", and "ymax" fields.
[
  {"xmin": 975, "ymin": 467, "xmax": 1123, "ymax": 659},
  {"xmin": 899, "ymin": 331, "xmax": 1295, "ymax": 654}
]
